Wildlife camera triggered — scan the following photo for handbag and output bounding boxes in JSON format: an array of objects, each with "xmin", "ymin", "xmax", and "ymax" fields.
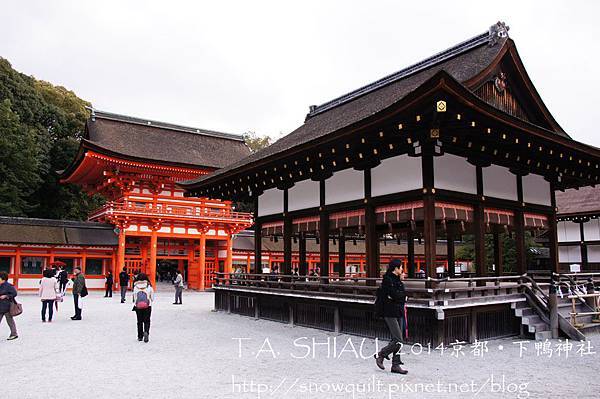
[
  {"xmin": 9, "ymin": 300, "xmax": 23, "ymax": 317},
  {"xmin": 80, "ymin": 285, "xmax": 88, "ymax": 298}
]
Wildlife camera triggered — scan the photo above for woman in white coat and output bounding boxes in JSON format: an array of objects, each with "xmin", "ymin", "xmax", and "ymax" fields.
[{"xmin": 39, "ymin": 269, "xmax": 59, "ymax": 322}]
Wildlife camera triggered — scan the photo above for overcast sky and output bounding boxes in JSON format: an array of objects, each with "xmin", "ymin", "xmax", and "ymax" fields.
[{"xmin": 1, "ymin": 1, "xmax": 599, "ymax": 146}]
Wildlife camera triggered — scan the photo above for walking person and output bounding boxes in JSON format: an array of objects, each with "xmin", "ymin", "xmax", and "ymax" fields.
[
  {"xmin": 119, "ymin": 267, "xmax": 130, "ymax": 303},
  {"xmin": 0, "ymin": 272, "xmax": 18, "ymax": 340},
  {"xmin": 39, "ymin": 269, "xmax": 59, "ymax": 323},
  {"xmin": 374, "ymin": 259, "xmax": 408, "ymax": 374},
  {"xmin": 71, "ymin": 267, "xmax": 86, "ymax": 320},
  {"xmin": 104, "ymin": 271, "xmax": 113, "ymax": 298},
  {"xmin": 132, "ymin": 273, "xmax": 154, "ymax": 343},
  {"xmin": 173, "ymin": 270, "xmax": 183, "ymax": 305},
  {"xmin": 57, "ymin": 266, "xmax": 69, "ymax": 294}
]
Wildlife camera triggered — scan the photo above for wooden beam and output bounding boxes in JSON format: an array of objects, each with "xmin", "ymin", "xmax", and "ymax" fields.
[
  {"xmin": 423, "ymin": 194, "xmax": 437, "ymax": 279},
  {"xmin": 319, "ymin": 211, "xmax": 330, "ymax": 279},
  {"xmin": 407, "ymin": 230, "xmax": 415, "ymax": 278},
  {"xmin": 149, "ymin": 229, "xmax": 157, "ymax": 288},
  {"xmin": 338, "ymin": 234, "xmax": 346, "ymax": 277},
  {"xmin": 254, "ymin": 197, "xmax": 262, "ymax": 274},
  {"xmin": 474, "ymin": 203, "xmax": 486, "ymax": 279},
  {"xmin": 299, "ymin": 233, "xmax": 307, "ymax": 275},
  {"xmin": 447, "ymin": 230, "xmax": 455, "ymax": 278},
  {"xmin": 283, "ymin": 217, "xmax": 293, "ymax": 275},
  {"xmin": 199, "ymin": 234, "xmax": 206, "ymax": 290},
  {"xmin": 515, "ymin": 210, "xmax": 527, "ymax": 275},
  {"xmin": 493, "ymin": 231, "xmax": 502, "ymax": 277}
]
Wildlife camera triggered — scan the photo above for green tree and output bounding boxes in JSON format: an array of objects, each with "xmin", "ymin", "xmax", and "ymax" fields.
[
  {"xmin": 0, "ymin": 57, "xmax": 103, "ymax": 220},
  {"xmin": 243, "ymin": 131, "xmax": 272, "ymax": 153},
  {"xmin": 0, "ymin": 99, "xmax": 41, "ymax": 216}
]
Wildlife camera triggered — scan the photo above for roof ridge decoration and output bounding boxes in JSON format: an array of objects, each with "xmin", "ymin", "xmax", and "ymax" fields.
[
  {"xmin": 306, "ymin": 21, "xmax": 510, "ymax": 119},
  {"xmin": 86, "ymin": 107, "xmax": 245, "ymax": 142}
]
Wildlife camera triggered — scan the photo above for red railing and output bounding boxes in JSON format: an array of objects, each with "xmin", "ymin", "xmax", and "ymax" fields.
[{"xmin": 89, "ymin": 201, "xmax": 253, "ymax": 224}]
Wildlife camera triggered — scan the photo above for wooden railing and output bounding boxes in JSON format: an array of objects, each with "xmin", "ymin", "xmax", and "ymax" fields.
[
  {"xmin": 89, "ymin": 201, "xmax": 253, "ymax": 224},
  {"xmin": 213, "ymin": 272, "xmax": 528, "ymax": 307}
]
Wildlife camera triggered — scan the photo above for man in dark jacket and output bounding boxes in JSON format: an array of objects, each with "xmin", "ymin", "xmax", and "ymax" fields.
[
  {"xmin": 374, "ymin": 259, "xmax": 408, "ymax": 374},
  {"xmin": 0, "ymin": 272, "xmax": 18, "ymax": 340},
  {"xmin": 71, "ymin": 267, "xmax": 86, "ymax": 320},
  {"xmin": 119, "ymin": 268, "xmax": 129, "ymax": 303},
  {"xmin": 58, "ymin": 266, "xmax": 69, "ymax": 293},
  {"xmin": 104, "ymin": 271, "xmax": 113, "ymax": 298}
]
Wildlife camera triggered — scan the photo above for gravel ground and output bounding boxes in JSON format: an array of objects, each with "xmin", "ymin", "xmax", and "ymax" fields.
[{"xmin": 1, "ymin": 288, "xmax": 599, "ymax": 399}]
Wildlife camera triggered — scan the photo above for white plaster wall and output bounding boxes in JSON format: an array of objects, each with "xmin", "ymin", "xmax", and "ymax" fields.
[
  {"xmin": 434, "ymin": 154, "xmax": 477, "ymax": 194},
  {"xmin": 559, "ymin": 245, "xmax": 581, "ymax": 263},
  {"xmin": 325, "ymin": 168, "xmax": 364, "ymax": 205},
  {"xmin": 371, "ymin": 154, "xmax": 422, "ymax": 197},
  {"xmin": 258, "ymin": 188, "xmax": 284, "ymax": 216},
  {"xmin": 288, "ymin": 179, "xmax": 320, "ymax": 212},
  {"xmin": 483, "ymin": 165, "xmax": 518, "ymax": 201},
  {"xmin": 588, "ymin": 245, "xmax": 600, "ymax": 262},
  {"xmin": 557, "ymin": 221, "xmax": 581, "ymax": 242},
  {"xmin": 522, "ymin": 174, "xmax": 551, "ymax": 206},
  {"xmin": 583, "ymin": 219, "xmax": 600, "ymax": 241}
]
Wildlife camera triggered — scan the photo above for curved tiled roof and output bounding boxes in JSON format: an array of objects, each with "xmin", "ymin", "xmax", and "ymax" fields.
[
  {"xmin": 182, "ymin": 24, "xmax": 513, "ymax": 188},
  {"xmin": 83, "ymin": 110, "xmax": 251, "ymax": 169}
]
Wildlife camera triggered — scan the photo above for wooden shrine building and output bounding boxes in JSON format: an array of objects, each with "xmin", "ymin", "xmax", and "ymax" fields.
[
  {"xmin": 0, "ymin": 110, "xmax": 253, "ymax": 291},
  {"xmin": 183, "ymin": 23, "xmax": 600, "ymax": 344}
]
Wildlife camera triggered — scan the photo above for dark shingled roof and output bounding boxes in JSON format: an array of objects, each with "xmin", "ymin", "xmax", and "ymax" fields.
[
  {"xmin": 182, "ymin": 25, "xmax": 512, "ymax": 187},
  {"xmin": 84, "ymin": 110, "xmax": 251, "ymax": 169},
  {"xmin": 556, "ymin": 186, "xmax": 600, "ymax": 216},
  {"xmin": 0, "ymin": 217, "xmax": 117, "ymax": 246}
]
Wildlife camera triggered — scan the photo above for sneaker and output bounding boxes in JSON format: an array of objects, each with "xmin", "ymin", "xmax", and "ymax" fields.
[
  {"xmin": 138, "ymin": 337, "xmax": 143, "ymax": 342},
  {"xmin": 143, "ymin": 332, "xmax": 149, "ymax": 343},
  {"xmin": 7, "ymin": 335, "xmax": 18, "ymax": 341},
  {"xmin": 42, "ymin": 320, "xmax": 46, "ymax": 323}
]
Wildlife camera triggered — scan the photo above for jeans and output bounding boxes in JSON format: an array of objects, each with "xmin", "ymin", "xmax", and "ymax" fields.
[
  {"xmin": 378, "ymin": 317, "xmax": 404, "ymax": 366},
  {"xmin": 135, "ymin": 307, "xmax": 152, "ymax": 338},
  {"xmin": 41, "ymin": 300, "xmax": 54, "ymax": 321},
  {"xmin": 175, "ymin": 286, "xmax": 183, "ymax": 304},
  {"xmin": 73, "ymin": 294, "xmax": 82, "ymax": 318},
  {"xmin": 120, "ymin": 286, "xmax": 127, "ymax": 302},
  {"xmin": 59, "ymin": 281, "xmax": 67, "ymax": 293},
  {"xmin": 0, "ymin": 312, "xmax": 17, "ymax": 336},
  {"xmin": 105, "ymin": 284, "xmax": 113, "ymax": 297}
]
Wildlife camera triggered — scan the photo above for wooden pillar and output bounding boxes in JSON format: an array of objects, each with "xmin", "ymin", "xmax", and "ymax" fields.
[
  {"xmin": 226, "ymin": 235, "xmax": 233, "ymax": 275},
  {"xmin": 447, "ymin": 230, "xmax": 455, "ymax": 278},
  {"xmin": 364, "ymin": 168, "xmax": 379, "ymax": 280},
  {"xmin": 283, "ymin": 218, "xmax": 293, "ymax": 275},
  {"xmin": 515, "ymin": 175, "xmax": 526, "ymax": 275},
  {"xmin": 579, "ymin": 221, "xmax": 588, "ymax": 272},
  {"xmin": 319, "ymin": 212, "xmax": 330, "ymax": 279},
  {"xmin": 423, "ymin": 195, "xmax": 437, "ymax": 279},
  {"xmin": 199, "ymin": 234, "xmax": 206, "ymax": 290},
  {"xmin": 493, "ymin": 231, "xmax": 503, "ymax": 277},
  {"xmin": 549, "ymin": 186, "xmax": 560, "ymax": 274},
  {"xmin": 14, "ymin": 247, "xmax": 21, "ymax": 289},
  {"xmin": 515, "ymin": 211, "xmax": 526, "ymax": 275},
  {"xmin": 149, "ymin": 230, "xmax": 158, "ymax": 288},
  {"xmin": 407, "ymin": 230, "xmax": 415, "ymax": 278},
  {"xmin": 254, "ymin": 221, "xmax": 262, "ymax": 274},
  {"xmin": 473, "ymin": 204, "xmax": 486, "ymax": 278},
  {"xmin": 299, "ymin": 233, "xmax": 307, "ymax": 276},
  {"xmin": 117, "ymin": 228, "xmax": 126, "ymax": 275},
  {"xmin": 338, "ymin": 234, "xmax": 346, "ymax": 278}
]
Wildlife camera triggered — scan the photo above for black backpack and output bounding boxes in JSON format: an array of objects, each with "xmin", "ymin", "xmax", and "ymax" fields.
[{"xmin": 374, "ymin": 287, "xmax": 385, "ymax": 318}]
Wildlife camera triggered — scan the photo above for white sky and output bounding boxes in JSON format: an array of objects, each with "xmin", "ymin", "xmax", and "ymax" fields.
[{"xmin": 1, "ymin": 1, "xmax": 599, "ymax": 147}]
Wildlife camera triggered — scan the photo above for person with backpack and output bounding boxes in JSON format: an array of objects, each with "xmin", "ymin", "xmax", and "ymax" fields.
[
  {"xmin": 132, "ymin": 273, "xmax": 154, "ymax": 343},
  {"xmin": 0, "ymin": 272, "xmax": 18, "ymax": 340},
  {"xmin": 119, "ymin": 267, "xmax": 130, "ymax": 303},
  {"xmin": 104, "ymin": 271, "xmax": 113, "ymax": 298},
  {"xmin": 173, "ymin": 270, "xmax": 183, "ymax": 305},
  {"xmin": 39, "ymin": 269, "xmax": 59, "ymax": 322},
  {"xmin": 374, "ymin": 259, "xmax": 408, "ymax": 374},
  {"xmin": 71, "ymin": 267, "xmax": 86, "ymax": 320}
]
